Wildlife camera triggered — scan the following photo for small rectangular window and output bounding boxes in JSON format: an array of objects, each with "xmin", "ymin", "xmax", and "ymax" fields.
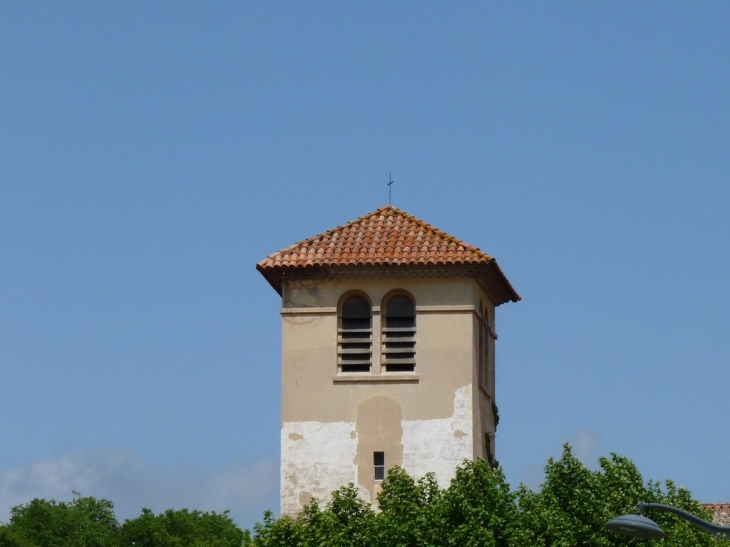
[{"xmin": 374, "ymin": 451, "xmax": 385, "ymax": 481}]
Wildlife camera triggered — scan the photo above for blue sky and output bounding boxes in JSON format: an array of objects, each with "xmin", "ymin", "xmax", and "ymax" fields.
[{"xmin": 2, "ymin": 1, "xmax": 729, "ymax": 529}]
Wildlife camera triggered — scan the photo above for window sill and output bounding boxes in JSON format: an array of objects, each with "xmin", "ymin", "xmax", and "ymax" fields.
[{"xmin": 333, "ymin": 373, "xmax": 419, "ymax": 384}]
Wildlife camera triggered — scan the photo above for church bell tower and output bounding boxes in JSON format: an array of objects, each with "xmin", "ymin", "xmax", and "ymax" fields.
[{"xmin": 257, "ymin": 206, "xmax": 519, "ymax": 515}]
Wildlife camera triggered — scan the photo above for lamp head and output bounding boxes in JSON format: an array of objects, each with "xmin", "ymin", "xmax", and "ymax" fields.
[{"xmin": 606, "ymin": 513, "xmax": 666, "ymax": 540}]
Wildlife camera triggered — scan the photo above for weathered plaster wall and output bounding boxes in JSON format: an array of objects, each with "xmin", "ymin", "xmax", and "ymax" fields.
[
  {"xmin": 401, "ymin": 383, "xmax": 473, "ymax": 486},
  {"xmin": 278, "ymin": 275, "xmax": 499, "ymax": 515},
  {"xmin": 355, "ymin": 396, "xmax": 404, "ymax": 501},
  {"xmin": 280, "ymin": 420, "xmax": 359, "ymax": 516},
  {"xmin": 280, "ymin": 384, "xmax": 474, "ymax": 514},
  {"xmin": 469, "ymin": 279, "xmax": 497, "ymax": 462}
]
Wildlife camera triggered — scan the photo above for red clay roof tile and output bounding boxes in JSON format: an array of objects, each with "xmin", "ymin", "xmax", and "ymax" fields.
[
  {"xmin": 703, "ymin": 503, "xmax": 730, "ymax": 525},
  {"xmin": 257, "ymin": 205, "xmax": 520, "ymax": 304}
]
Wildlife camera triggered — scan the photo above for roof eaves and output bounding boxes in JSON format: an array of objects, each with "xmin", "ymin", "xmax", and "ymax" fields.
[{"xmin": 256, "ymin": 264, "xmax": 283, "ymax": 296}]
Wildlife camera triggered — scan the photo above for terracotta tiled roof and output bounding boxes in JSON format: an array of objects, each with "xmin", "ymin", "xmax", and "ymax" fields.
[
  {"xmin": 703, "ymin": 503, "xmax": 730, "ymax": 525},
  {"xmin": 257, "ymin": 205, "xmax": 520, "ymax": 304}
]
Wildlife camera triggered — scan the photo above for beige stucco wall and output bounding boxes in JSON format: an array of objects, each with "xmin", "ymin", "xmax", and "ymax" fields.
[
  {"xmin": 279, "ymin": 275, "xmax": 498, "ymax": 515},
  {"xmin": 470, "ymin": 281, "xmax": 497, "ymax": 463}
]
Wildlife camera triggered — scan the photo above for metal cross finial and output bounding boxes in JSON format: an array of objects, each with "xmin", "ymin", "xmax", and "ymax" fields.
[{"xmin": 387, "ymin": 173, "xmax": 394, "ymax": 205}]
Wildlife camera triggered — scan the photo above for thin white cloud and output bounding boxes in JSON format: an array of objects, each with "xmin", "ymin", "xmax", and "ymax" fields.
[
  {"xmin": 568, "ymin": 429, "xmax": 602, "ymax": 466},
  {"xmin": 0, "ymin": 448, "xmax": 279, "ymax": 530}
]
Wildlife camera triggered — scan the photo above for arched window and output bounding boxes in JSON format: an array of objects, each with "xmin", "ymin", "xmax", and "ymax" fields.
[
  {"xmin": 382, "ymin": 294, "xmax": 416, "ymax": 372},
  {"xmin": 478, "ymin": 302, "xmax": 485, "ymax": 389},
  {"xmin": 484, "ymin": 310, "xmax": 492, "ymax": 394},
  {"xmin": 478, "ymin": 302, "xmax": 490, "ymax": 394},
  {"xmin": 338, "ymin": 295, "xmax": 372, "ymax": 373}
]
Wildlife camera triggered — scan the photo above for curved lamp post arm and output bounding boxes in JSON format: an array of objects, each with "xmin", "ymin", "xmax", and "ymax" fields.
[{"xmin": 639, "ymin": 502, "xmax": 730, "ymax": 539}]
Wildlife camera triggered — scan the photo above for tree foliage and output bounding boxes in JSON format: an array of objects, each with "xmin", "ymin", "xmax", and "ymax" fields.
[
  {"xmin": 118, "ymin": 507, "xmax": 244, "ymax": 547},
  {"xmin": 3, "ymin": 492, "xmax": 118, "ymax": 547},
  {"xmin": 513, "ymin": 446, "xmax": 723, "ymax": 547},
  {"xmin": 1, "ymin": 446, "xmax": 724, "ymax": 546},
  {"xmin": 246, "ymin": 445, "xmax": 725, "ymax": 547},
  {"xmin": 1, "ymin": 494, "xmax": 242, "ymax": 547}
]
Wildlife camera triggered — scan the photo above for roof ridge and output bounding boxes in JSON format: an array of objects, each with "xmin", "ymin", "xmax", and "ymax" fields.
[
  {"xmin": 270, "ymin": 205, "xmax": 488, "ymax": 262},
  {"xmin": 266, "ymin": 205, "xmax": 389, "ymax": 258},
  {"xmin": 383, "ymin": 205, "xmax": 488, "ymax": 256}
]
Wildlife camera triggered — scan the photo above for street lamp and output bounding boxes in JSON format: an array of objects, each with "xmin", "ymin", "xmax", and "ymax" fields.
[{"xmin": 606, "ymin": 502, "xmax": 730, "ymax": 540}]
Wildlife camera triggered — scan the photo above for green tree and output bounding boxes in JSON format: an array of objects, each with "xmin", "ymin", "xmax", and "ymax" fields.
[
  {"xmin": 118, "ymin": 507, "xmax": 244, "ymax": 547},
  {"xmin": 2, "ymin": 448, "xmax": 722, "ymax": 547},
  {"xmin": 245, "ymin": 484, "xmax": 377, "ymax": 547},
  {"xmin": 5, "ymin": 493, "xmax": 118, "ymax": 547},
  {"xmin": 244, "ymin": 447, "xmax": 725, "ymax": 547},
  {"xmin": 372, "ymin": 467, "xmax": 441, "ymax": 547},
  {"xmin": 436, "ymin": 459, "xmax": 518, "ymax": 547},
  {"xmin": 325, "ymin": 483, "xmax": 375, "ymax": 547},
  {"xmin": 514, "ymin": 444, "xmax": 725, "ymax": 547},
  {"xmin": 0, "ymin": 525, "xmax": 38, "ymax": 547},
  {"xmin": 243, "ymin": 511, "xmax": 298, "ymax": 547}
]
